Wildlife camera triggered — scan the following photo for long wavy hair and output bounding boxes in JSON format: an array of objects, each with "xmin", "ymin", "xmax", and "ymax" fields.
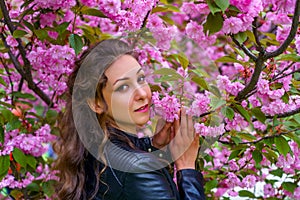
[{"xmin": 53, "ymin": 39, "xmax": 135, "ymax": 200}]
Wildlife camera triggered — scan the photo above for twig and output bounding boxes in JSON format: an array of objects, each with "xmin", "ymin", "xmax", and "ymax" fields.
[
  {"xmin": 1, "ymin": 58, "xmax": 14, "ymax": 105},
  {"xmin": 218, "ymin": 130, "xmax": 294, "ymax": 145},
  {"xmin": 0, "ymin": 33, "xmax": 52, "ymax": 106},
  {"xmin": 230, "ymin": 35, "xmax": 257, "ymax": 61},
  {"xmin": 272, "ymin": 68, "xmax": 300, "ymax": 82},
  {"xmin": 271, "ymin": 62, "xmax": 295, "ymax": 80},
  {"xmin": 252, "ymin": 17, "xmax": 263, "ymax": 52},
  {"xmin": 265, "ymin": 0, "xmax": 300, "ymax": 59},
  {"xmin": 235, "ymin": 53, "xmax": 265, "ymax": 101},
  {"xmin": 266, "ymin": 107, "xmax": 300, "ymax": 119}
]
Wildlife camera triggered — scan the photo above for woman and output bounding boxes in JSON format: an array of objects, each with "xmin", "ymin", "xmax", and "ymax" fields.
[{"xmin": 54, "ymin": 39, "xmax": 205, "ymax": 200}]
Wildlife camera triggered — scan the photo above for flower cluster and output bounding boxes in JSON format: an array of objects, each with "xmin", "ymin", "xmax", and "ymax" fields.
[
  {"xmin": 151, "ymin": 92, "xmax": 180, "ymax": 122},
  {"xmin": 32, "ymin": 0, "xmax": 76, "ymax": 9},
  {"xmin": 186, "ymin": 92, "xmax": 210, "ymax": 117},
  {"xmin": 217, "ymin": 75, "xmax": 245, "ymax": 96},
  {"xmin": 194, "ymin": 123, "xmax": 225, "ymax": 137},
  {"xmin": 27, "ymin": 42, "xmax": 75, "ymax": 97}
]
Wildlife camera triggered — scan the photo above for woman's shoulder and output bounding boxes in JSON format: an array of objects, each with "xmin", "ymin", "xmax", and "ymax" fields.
[{"xmin": 105, "ymin": 141, "xmax": 166, "ymax": 173}]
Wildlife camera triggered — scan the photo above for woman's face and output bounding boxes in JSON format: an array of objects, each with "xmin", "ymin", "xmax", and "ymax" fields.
[{"xmin": 102, "ymin": 55, "xmax": 151, "ymax": 133}]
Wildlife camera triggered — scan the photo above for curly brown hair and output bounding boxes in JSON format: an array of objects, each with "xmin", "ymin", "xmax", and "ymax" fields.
[{"xmin": 53, "ymin": 39, "xmax": 135, "ymax": 199}]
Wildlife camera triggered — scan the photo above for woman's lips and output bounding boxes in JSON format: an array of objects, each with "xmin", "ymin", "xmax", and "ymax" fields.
[{"xmin": 134, "ymin": 104, "xmax": 149, "ymax": 112}]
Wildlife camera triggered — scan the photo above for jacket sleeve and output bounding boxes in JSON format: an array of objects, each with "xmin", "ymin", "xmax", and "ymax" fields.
[{"xmin": 177, "ymin": 169, "xmax": 206, "ymax": 200}]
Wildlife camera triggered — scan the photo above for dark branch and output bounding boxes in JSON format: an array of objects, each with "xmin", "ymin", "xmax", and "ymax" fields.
[
  {"xmin": 272, "ymin": 68, "xmax": 300, "ymax": 82},
  {"xmin": 271, "ymin": 62, "xmax": 295, "ymax": 81},
  {"xmin": 266, "ymin": 107, "xmax": 300, "ymax": 119},
  {"xmin": 235, "ymin": 54, "xmax": 265, "ymax": 101},
  {"xmin": 218, "ymin": 130, "xmax": 295, "ymax": 145},
  {"xmin": 0, "ymin": 33, "xmax": 52, "ymax": 106},
  {"xmin": 230, "ymin": 35, "xmax": 257, "ymax": 61},
  {"xmin": 252, "ymin": 17, "xmax": 263, "ymax": 52},
  {"xmin": 265, "ymin": 0, "xmax": 300, "ymax": 59}
]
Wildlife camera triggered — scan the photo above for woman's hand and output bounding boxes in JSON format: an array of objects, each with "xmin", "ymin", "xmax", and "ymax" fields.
[
  {"xmin": 152, "ymin": 118, "xmax": 175, "ymax": 150},
  {"xmin": 169, "ymin": 109, "xmax": 199, "ymax": 170}
]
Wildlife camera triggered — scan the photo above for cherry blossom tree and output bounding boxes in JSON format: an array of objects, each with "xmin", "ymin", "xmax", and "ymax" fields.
[{"xmin": 0, "ymin": 0, "xmax": 299, "ymax": 199}]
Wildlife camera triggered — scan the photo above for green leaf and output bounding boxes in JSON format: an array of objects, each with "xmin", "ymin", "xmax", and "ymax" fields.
[
  {"xmin": 5, "ymin": 119, "xmax": 21, "ymax": 131},
  {"xmin": 262, "ymin": 147, "xmax": 278, "ymax": 163},
  {"xmin": 154, "ymin": 68, "xmax": 184, "ymax": 80},
  {"xmin": 274, "ymin": 136, "xmax": 290, "ymax": 156},
  {"xmin": 207, "ymin": 0, "xmax": 222, "ymax": 15},
  {"xmin": 270, "ymin": 168, "xmax": 283, "ymax": 177},
  {"xmin": 152, "ymin": 5, "xmax": 180, "ymax": 13},
  {"xmin": 210, "ymin": 96, "xmax": 226, "ymax": 110},
  {"xmin": 34, "ymin": 29, "xmax": 48, "ymax": 41},
  {"xmin": 229, "ymin": 149, "xmax": 242, "ymax": 160},
  {"xmin": 275, "ymin": 54, "xmax": 300, "ymax": 62},
  {"xmin": 0, "ymin": 126, "xmax": 4, "ymax": 144},
  {"xmin": 252, "ymin": 149, "xmax": 263, "ymax": 165},
  {"xmin": 26, "ymin": 155, "xmax": 37, "ymax": 169},
  {"xmin": 237, "ymin": 132, "xmax": 256, "ymax": 141},
  {"xmin": 234, "ymin": 104, "xmax": 251, "ymax": 122},
  {"xmin": 208, "ymin": 85, "xmax": 221, "ymax": 98},
  {"xmin": 11, "ymin": 91, "xmax": 36, "ymax": 100},
  {"xmin": 239, "ymin": 190, "xmax": 255, "ymax": 198},
  {"xmin": 251, "ymin": 107, "xmax": 266, "ymax": 123},
  {"xmin": 1, "ymin": 109, "xmax": 14, "ymax": 122},
  {"xmin": 205, "ymin": 179, "xmax": 218, "ymax": 192},
  {"xmin": 203, "ymin": 12, "xmax": 223, "ymax": 35},
  {"xmin": 0, "ymin": 76, "xmax": 7, "ymax": 87},
  {"xmin": 234, "ymin": 32, "xmax": 247, "ymax": 44},
  {"xmin": 23, "ymin": 21, "xmax": 34, "ymax": 32},
  {"xmin": 215, "ymin": 0, "xmax": 230, "ymax": 12},
  {"xmin": 13, "ymin": 148, "xmax": 27, "ymax": 168},
  {"xmin": 282, "ymin": 182, "xmax": 297, "ymax": 193},
  {"xmin": 80, "ymin": 7, "xmax": 107, "ymax": 17},
  {"xmin": 26, "ymin": 182, "xmax": 40, "ymax": 192},
  {"xmin": 13, "ymin": 30, "xmax": 27, "ymax": 38},
  {"xmin": 177, "ymin": 53, "xmax": 189, "ymax": 69},
  {"xmin": 221, "ymin": 106, "xmax": 235, "ymax": 120},
  {"xmin": 69, "ymin": 34, "xmax": 83, "ymax": 56},
  {"xmin": 215, "ymin": 56, "xmax": 242, "ymax": 64},
  {"xmin": 0, "ymin": 155, "xmax": 10, "ymax": 181},
  {"xmin": 55, "ymin": 22, "xmax": 70, "ymax": 34},
  {"xmin": 231, "ymin": 136, "xmax": 242, "ymax": 145},
  {"xmin": 286, "ymin": 132, "xmax": 300, "ymax": 148},
  {"xmin": 42, "ymin": 180, "xmax": 56, "ymax": 197},
  {"xmin": 191, "ymin": 77, "xmax": 209, "ymax": 90}
]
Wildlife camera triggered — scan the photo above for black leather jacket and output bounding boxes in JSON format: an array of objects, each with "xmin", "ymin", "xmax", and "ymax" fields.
[{"xmin": 85, "ymin": 128, "xmax": 206, "ymax": 200}]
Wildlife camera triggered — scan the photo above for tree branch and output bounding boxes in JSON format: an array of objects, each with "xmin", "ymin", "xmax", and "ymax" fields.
[
  {"xmin": 272, "ymin": 68, "xmax": 300, "ymax": 82},
  {"xmin": 252, "ymin": 17, "xmax": 263, "ymax": 52},
  {"xmin": 230, "ymin": 35, "xmax": 257, "ymax": 61},
  {"xmin": 0, "ymin": 0, "xmax": 32, "ymax": 74},
  {"xmin": 265, "ymin": 0, "xmax": 300, "ymax": 59},
  {"xmin": 0, "ymin": 33, "xmax": 52, "ymax": 106},
  {"xmin": 218, "ymin": 130, "xmax": 295, "ymax": 145},
  {"xmin": 235, "ymin": 53, "xmax": 265, "ymax": 101},
  {"xmin": 266, "ymin": 107, "xmax": 300, "ymax": 119}
]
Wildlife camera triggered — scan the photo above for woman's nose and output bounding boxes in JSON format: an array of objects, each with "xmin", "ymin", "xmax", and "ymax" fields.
[{"xmin": 134, "ymin": 85, "xmax": 148, "ymax": 100}]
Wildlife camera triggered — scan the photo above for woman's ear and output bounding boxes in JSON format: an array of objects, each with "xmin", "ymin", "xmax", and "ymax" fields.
[{"xmin": 87, "ymin": 98, "xmax": 104, "ymax": 114}]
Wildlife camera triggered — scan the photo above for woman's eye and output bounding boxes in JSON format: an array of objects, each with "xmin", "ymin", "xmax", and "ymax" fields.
[
  {"xmin": 138, "ymin": 75, "xmax": 146, "ymax": 83},
  {"xmin": 116, "ymin": 84, "xmax": 129, "ymax": 92}
]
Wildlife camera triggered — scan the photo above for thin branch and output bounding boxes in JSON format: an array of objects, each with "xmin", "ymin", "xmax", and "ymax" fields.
[
  {"xmin": 0, "ymin": 33, "xmax": 52, "ymax": 106},
  {"xmin": 235, "ymin": 54, "xmax": 265, "ymax": 101},
  {"xmin": 1, "ymin": 58, "xmax": 14, "ymax": 105},
  {"xmin": 265, "ymin": 0, "xmax": 300, "ymax": 59},
  {"xmin": 252, "ymin": 17, "xmax": 263, "ymax": 52},
  {"xmin": 266, "ymin": 107, "xmax": 300, "ymax": 119},
  {"xmin": 218, "ymin": 130, "xmax": 294, "ymax": 145},
  {"xmin": 0, "ymin": 0, "xmax": 32, "ymax": 74},
  {"xmin": 272, "ymin": 68, "xmax": 300, "ymax": 82},
  {"xmin": 271, "ymin": 62, "xmax": 295, "ymax": 81},
  {"xmin": 230, "ymin": 35, "xmax": 257, "ymax": 61}
]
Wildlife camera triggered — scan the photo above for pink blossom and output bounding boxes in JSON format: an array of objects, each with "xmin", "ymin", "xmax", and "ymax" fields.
[
  {"xmin": 253, "ymin": 121, "xmax": 266, "ymax": 131},
  {"xmin": 257, "ymin": 78, "xmax": 270, "ymax": 94},
  {"xmin": 186, "ymin": 93, "xmax": 210, "ymax": 117},
  {"xmin": 267, "ymin": 88, "xmax": 284, "ymax": 100},
  {"xmin": 264, "ymin": 183, "xmax": 275, "ymax": 197},
  {"xmin": 40, "ymin": 13, "xmax": 56, "ymax": 27},
  {"xmin": 225, "ymin": 113, "xmax": 249, "ymax": 132},
  {"xmin": 226, "ymin": 172, "xmax": 241, "ymax": 188},
  {"xmin": 6, "ymin": 35, "xmax": 18, "ymax": 47},
  {"xmin": 276, "ymin": 25, "xmax": 291, "ymax": 42},
  {"xmin": 152, "ymin": 92, "xmax": 180, "ymax": 122},
  {"xmin": 295, "ymin": 35, "xmax": 300, "ymax": 55},
  {"xmin": 241, "ymin": 174, "xmax": 256, "ymax": 188},
  {"xmin": 294, "ymin": 187, "xmax": 300, "ymax": 199},
  {"xmin": 222, "ymin": 17, "xmax": 244, "ymax": 34},
  {"xmin": 194, "ymin": 123, "xmax": 225, "ymax": 137}
]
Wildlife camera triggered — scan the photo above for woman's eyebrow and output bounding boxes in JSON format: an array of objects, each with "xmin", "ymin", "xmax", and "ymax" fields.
[{"xmin": 113, "ymin": 67, "xmax": 142, "ymax": 85}]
